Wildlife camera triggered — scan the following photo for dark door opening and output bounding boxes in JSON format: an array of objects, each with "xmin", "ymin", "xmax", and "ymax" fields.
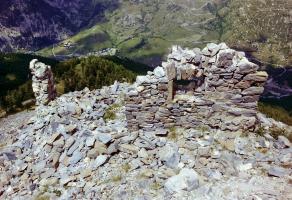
[{"xmin": 174, "ymin": 76, "xmax": 205, "ymax": 95}]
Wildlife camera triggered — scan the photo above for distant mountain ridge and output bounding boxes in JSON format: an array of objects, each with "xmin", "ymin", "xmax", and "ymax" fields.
[
  {"xmin": 0, "ymin": 0, "xmax": 290, "ymax": 66},
  {"xmin": 0, "ymin": 0, "xmax": 118, "ymax": 51}
]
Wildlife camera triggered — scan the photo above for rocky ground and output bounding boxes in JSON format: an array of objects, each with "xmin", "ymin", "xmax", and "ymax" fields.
[{"xmin": 0, "ymin": 82, "xmax": 292, "ymax": 200}]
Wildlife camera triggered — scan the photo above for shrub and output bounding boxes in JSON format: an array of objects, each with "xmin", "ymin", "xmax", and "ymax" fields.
[
  {"xmin": 103, "ymin": 104, "xmax": 121, "ymax": 122},
  {"xmin": 122, "ymin": 163, "xmax": 131, "ymax": 173},
  {"xmin": 269, "ymin": 126, "xmax": 288, "ymax": 139},
  {"xmin": 167, "ymin": 127, "xmax": 178, "ymax": 141},
  {"xmin": 111, "ymin": 175, "xmax": 122, "ymax": 182},
  {"xmin": 255, "ymin": 125, "xmax": 266, "ymax": 137},
  {"xmin": 150, "ymin": 182, "xmax": 162, "ymax": 190}
]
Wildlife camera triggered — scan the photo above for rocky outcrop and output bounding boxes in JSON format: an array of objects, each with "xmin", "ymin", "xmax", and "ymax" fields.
[
  {"xmin": 125, "ymin": 43, "xmax": 268, "ymax": 132},
  {"xmin": 29, "ymin": 59, "xmax": 57, "ymax": 105}
]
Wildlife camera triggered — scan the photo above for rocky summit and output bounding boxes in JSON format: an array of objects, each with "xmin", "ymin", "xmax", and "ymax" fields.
[{"xmin": 0, "ymin": 44, "xmax": 292, "ymax": 200}]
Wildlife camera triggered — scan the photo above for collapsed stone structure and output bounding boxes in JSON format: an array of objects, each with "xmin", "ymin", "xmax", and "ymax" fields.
[
  {"xmin": 2, "ymin": 45, "xmax": 292, "ymax": 200},
  {"xmin": 30, "ymin": 59, "xmax": 57, "ymax": 105},
  {"xmin": 125, "ymin": 43, "xmax": 268, "ymax": 132}
]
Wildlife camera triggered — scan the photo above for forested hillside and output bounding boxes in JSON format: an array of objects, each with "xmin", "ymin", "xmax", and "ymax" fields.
[{"xmin": 0, "ymin": 54, "xmax": 147, "ymax": 113}]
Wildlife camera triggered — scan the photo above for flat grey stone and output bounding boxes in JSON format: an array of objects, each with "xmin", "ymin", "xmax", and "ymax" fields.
[
  {"xmin": 92, "ymin": 155, "xmax": 108, "ymax": 170},
  {"xmin": 278, "ymin": 136, "xmax": 291, "ymax": 148},
  {"xmin": 67, "ymin": 141, "xmax": 80, "ymax": 156},
  {"xmin": 165, "ymin": 168, "xmax": 199, "ymax": 194},
  {"xmin": 158, "ymin": 143, "xmax": 180, "ymax": 168},
  {"xmin": 268, "ymin": 166, "xmax": 289, "ymax": 177},
  {"xmin": 154, "ymin": 129, "xmax": 168, "ymax": 136},
  {"xmin": 96, "ymin": 133, "xmax": 112, "ymax": 144},
  {"xmin": 85, "ymin": 137, "xmax": 95, "ymax": 147},
  {"xmin": 69, "ymin": 150, "xmax": 83, "ymax": 165}
]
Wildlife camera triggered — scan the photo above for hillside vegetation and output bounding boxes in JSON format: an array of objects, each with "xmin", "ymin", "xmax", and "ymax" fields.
[
  {"xmin": 217, "ymin": 0, "xmax": 291, "ymax": 66},
  {"xmin": 0, "ymin": 54, "xmax": 146, "ymax": 113},
  {"xmin": 0, "ymin": 53, "xmax": 58, "ymax": 112},
  {"xmin": 259, "ymin": 102, "xmax": 292, "ymax": 126},
  {"xmin": 53, "ymin": 56, "xmax": 137, "ymax": 94}
]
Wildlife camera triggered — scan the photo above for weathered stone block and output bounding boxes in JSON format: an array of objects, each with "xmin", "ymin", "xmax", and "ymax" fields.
[
  {"xmin": 242, "ymin": 87, "xmax": 264, "ymax": 96},
  {"xmin": 243, "ymin": 71, "xmax": 268, "ymax": 82},
  {"xmin": 237, "ymin": 59, "xmax": 259, "ymax": 74}
]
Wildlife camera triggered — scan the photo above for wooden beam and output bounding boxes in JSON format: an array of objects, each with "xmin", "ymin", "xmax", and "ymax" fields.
[{"xmin": 167, "ymin": 80, "xmax": 174, "ymax": 102}]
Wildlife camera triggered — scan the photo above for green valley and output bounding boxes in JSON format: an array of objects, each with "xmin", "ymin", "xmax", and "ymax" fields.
[
  {"xmin": 38, "ymin": 0, "xmax": 291, "ymax": 66},
  {"xmin": 38, "ymin": 0, "xmax": 221, "ymax": 66}
]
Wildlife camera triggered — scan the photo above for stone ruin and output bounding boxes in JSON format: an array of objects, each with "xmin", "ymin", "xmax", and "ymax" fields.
[
  {"xmin": 30, "ymin": 59, "xmax": 57, "ymax": 105},
  {"xmin": 125, "ymin": 43, "xmax": 268, "ymax": 132}
]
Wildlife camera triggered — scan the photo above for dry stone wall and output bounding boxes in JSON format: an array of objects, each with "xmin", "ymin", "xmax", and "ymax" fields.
[
  {"xmin": 125, "ymin": 43, "xmax": 268, "ymax": 132},
  {"xmin": 30, "ymin": 59, "xmax": 57, "ymax": 105}
]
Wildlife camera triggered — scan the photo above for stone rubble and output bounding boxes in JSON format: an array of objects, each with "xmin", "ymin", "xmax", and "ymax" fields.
[{"xmin": 0, "ymin": 44, "xmax": 291, "ymax": 200}]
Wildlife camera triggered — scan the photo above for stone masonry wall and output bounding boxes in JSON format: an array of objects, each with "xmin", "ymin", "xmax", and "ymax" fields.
[
  {"xmin": 30, "ymin": 59, "xmax": 57, "ymax": 105},
  {"xmin": 125, "ymin": 43, "xmax": 268, "ymax": 132}
]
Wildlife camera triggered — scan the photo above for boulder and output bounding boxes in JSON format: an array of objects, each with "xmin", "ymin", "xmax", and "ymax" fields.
[
  {"xmin": 153, "ymin": 67, "xmax": 166, "ymax": 78},
  {"xmin": 92, "ymin": 155, "xmax": 108, "ymax": 170},
  {"xmin": 164, "ymin": 168, "xmax": 200, "ymax": 194},
  {"xmin": 236, "ymin": 59, "xmax": 259, "ymax": 74},
  {"xmin": 241, "ymin": 87, "xmax": 264, "ymax": 96},
  {"xmin": 136, "ymin": 76, "xmax": 150, "ymax": 85},
  {"xmin": 158, "ymin": 143, "xmax": 180, "ymax": 168},
  {"xmin": 243, "ymin": 71, "xmax": 268, "ymax": 82},
  {"xmin": 278, "ymin": 136, "xmax": 291, "ymax": 148},
  {"xmin": 207, "ymin": 43, "xmax": 220, "ymax": 56}
]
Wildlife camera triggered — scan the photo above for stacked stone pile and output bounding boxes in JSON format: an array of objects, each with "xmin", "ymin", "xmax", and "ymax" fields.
[
  {"xmin": 30, "ymin": 59, "xmax": 57, "ymax": 105},
  {"xmin": 125, "ymin": 43, "xmax": 268, "ymax": 132}
]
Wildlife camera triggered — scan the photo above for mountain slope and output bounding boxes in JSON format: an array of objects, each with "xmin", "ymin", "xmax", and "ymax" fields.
[
  {"xmin": 38, "ymin": 0, "xmax": 223, "ymax": 66},
  {"xmin": 217, "ymin": 0, "xmax": 292, "ymax": 66},
  {"xmin": 37, "ymin": 0, "xmax": 291, "ymax": 66},
  {"xmin": 0, "ymin": 0, "xmax": 290, "ymax": 66},
  {"xmin": 0, "ymin": 0, "xmax": 119, "ymax": 52}
]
